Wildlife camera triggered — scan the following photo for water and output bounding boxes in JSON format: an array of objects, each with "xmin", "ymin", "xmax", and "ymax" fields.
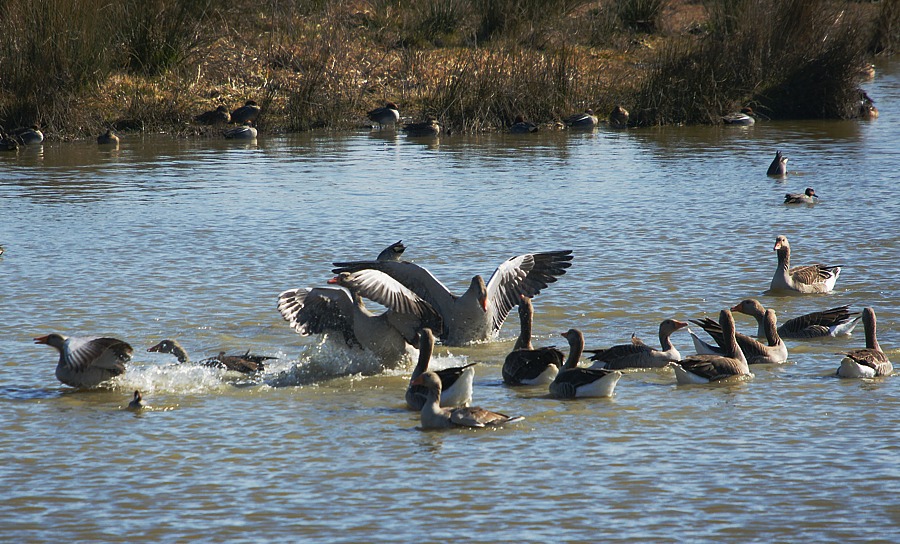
[{"xmin": 2, "ymin": 58, "xmax": 899, "ymax": 541}]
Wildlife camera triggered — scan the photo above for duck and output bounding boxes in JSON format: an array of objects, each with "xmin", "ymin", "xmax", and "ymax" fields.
[
  {"xmin": 565, "ymin": 109, "xmax": 598, "ymax": 130},
  {"xmin": 857, "ymin": 91, "xmax": 879, "ymax": 120},
  {"xmin": 784, "ymin": 188, "xmax": 818, "ymax": 204},
  {"xmin": 509, "ymin": 115, "xmax": 538, "ymax": 134},
  {"xmin": 836, "ymin": 308, "xmax": 892, "ymax": 378},
  {"xmin": 502, "ymin": 295, "xmax": 563, "ymax": 385},
  {"xmin": 0, "ymin": 133, "xmax": 19, "ymax": 151},
  {"xmin": 277, "ymin": 271, "xmax": 442, "ymax": 369},
  {"xmin": 376, "ymin": 240, "xmax": 406, "ymax": 262},
  {"xmin": 34, "ymin": 333, "xmax": 133, "ymax": 388},
  {"xmin": 730, "ymin": 298, "xmax": 860, "ymax": 339},
  {"xmin": 410, "ymin": 371, "xmax": 524, "ymax": 429},
  {"xmin": 230, "ymin": 100, "xmax": 261, "ymax": 124},
  {"xmin": 670, "ymin": 309, "xmax": 751, "ymax": 384},
  {"xmin": 406, "ymin": 328, "xmax": 476, "ymax": 410},
  {"xmin": 770, "ymin": 235, "xmax": 841, "ymax": 294},
  {"xmin": 97, "ymin": 129, "xmax": 119, "ymax": 145},
  {"xmin": 689, "ymin": 308, "xmax": 788, "ymax": 365},
  {"xmin": 224, "ymin": 122, "xmax": 257, "ymax": 139},
  {"xmin": 331, "ymin": 249, "xmax": 573, "ymax": 346},
  {"xmin": 12, "ymin": 125, "xmax": 44, "ymax": 145},
  {"xmin": 195, "ymin": 105, "xmax": 231, "ymax": 125},
  {"xmin": 587, "ymin": 318, "xmax": 689, "ymax": 370},
  {"xmin": 147, "ymin": 339, "xmax": 273, "ymax": 373},
  {"xmin": 609, "ymin": 105, "xmax": 630, "ymax": 128},
  {"xmin": 767, "ymin": 150, "xmax": 788, "ymax": 176},
  {"xmin": 549, "ymin": 329, "xmax": 623, "ymax": 399},
  {"xmin": 402, "ymin": 117, "xmax": 441, "ymax": 137},
  {"xmin": 723, "ymin": 107, "xmax": 755, "ymax": 125},
  {"xmin": 127, "ymin": 390, "xmax": 145, "ymax": 410},
  {"xmin": 367, "ymin": 101, "xmax": 400, "ymax": 129}
]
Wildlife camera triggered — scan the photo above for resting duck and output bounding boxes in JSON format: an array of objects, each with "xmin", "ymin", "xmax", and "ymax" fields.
[
  {"xmin": 670, "ymin": 310, "xmax": 751, "ymax": 384},
  {"xmin": 128, "ymin": 390, "xmax": 145, "ymax": 410},
  {"xmin": 549, "ymin": 329, "xmax": 623, "ymax": 399},
  {"xmin": 367, "ymin": 102, "xmax": 400, "ymax": 129},
  {"xmin": 770, "ymin": 235, "xmax": 841, "ymax": 294},
  {"xmin": 784, "ymin": 187, "xmax": 817, "ymax": 204},
  {"xmin": 723, "ymin": 107, "xmax": 755, "ymax": 125},
  {"xmin": 12, "ymin": 125, "xmax": 44, "ymax": 145},
  {"xmin": 34, "ymin": 333, "xmax": 133, "ymax": 388},
  {"xmin": 195, "ymin": 105, "xmax": 231, "ymax": 125},
  {"xmin": 406, "ymin": 328, "xmax": 476, "ymax": 409},
  {"xmin": 502, "ymin": 295, "xmax": 563, "ymax": 385},
  {"xmin": 767, "ymin": 151, "xmax": 788, "ymax": 176},
  {"xmin": 689, "ymin": 308, "xmax": 788, "ymax": 365},
  {"xmin": 509, "ymin": 115, "xmax": 538, "ymax": 134},
  {"xmin": 97, "ymin": 129, "xmax": 120, "ymax": 145},
  {"xmin": 565, "ymin": 109, "xmax": 598, "ymax": 130},
  {"xmin": 609, "ymin": 105, "xmax": 629, "ymax": 128},
  {"xmin": 402, "ymin": 117, "xmax": 441, "ymax": 137},
  {"xmin": 230, "ymin": 100, "xmax": 261, "ymax": 124},
  {"xmin": 410, "ymin": 371, "xmax": 524, "ymax": 429},
  {"xmin": 332, "ymin": 249, "xmax": 573, "ymax": 346},
  {"xmin": 730, "ymin": 299, "xmax": 859, "ymax": 339},
  {"xmin": 0, "ymin": 132, "xmax": 19, "ymax": 151},
  {"xmin": 837, "ymin": 308, "xmax": 892, "ymax": 378},
  {"xmin": 224, "ymin": 122, "xmax": 257, "ymax": 140},
  {"xmin": 587, "ymin": 319, "xmax": 689, "ymax": 370},
  {"xmin": 147, "ymin": 339, "xmax": 272, "ymax": 373}
]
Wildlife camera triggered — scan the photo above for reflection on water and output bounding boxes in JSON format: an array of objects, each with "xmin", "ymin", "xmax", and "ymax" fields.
[{"xmin": 0, "ymin": 58, "xmax": 898, "ymax": 541}]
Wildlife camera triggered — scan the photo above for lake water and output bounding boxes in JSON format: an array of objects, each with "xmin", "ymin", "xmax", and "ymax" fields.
[{"xmin": 2, "ymin": 57, "xmax": 899, "ymax": 542}]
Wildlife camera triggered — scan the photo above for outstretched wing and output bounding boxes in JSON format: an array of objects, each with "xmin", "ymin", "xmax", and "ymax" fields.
[
  {"xmin": 64, "ymin": 337, "xmax": 132, "ymax": 375},
  {"xmin": 484, "ymin": 250, "xmax": 573, "ymax": 332},
  {"xmin": 331, "ymin": 260, "xmax": 456, "ymax": 317},
  {"xmin": 276, "ymin": 286, "xmax": 359, "ymax": 347}
]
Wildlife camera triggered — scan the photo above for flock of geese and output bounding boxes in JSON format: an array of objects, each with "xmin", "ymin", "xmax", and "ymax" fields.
[{"xmin": 31, "ymin": 230, "xmax": 891, "ymax": 428}]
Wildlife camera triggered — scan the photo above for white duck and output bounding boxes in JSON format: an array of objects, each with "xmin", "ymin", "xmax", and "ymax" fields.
[
  {"xmin": 836, "ymin": 308, "xmax": 892, "ymax": 378},
  {"xmin": 411, "ymin": 371, "xmax": 524, "ymax": 430},
  {"xmin": 34, "ymin": 333, "xmax": 133, "ymax": 388},
  {"xmin": 549, "ymin": 329, "xmax": 622, "ymax": 399},
  {"xmin": 406, "ymin": 328, "xmax": 476, "ymax": 409},
  {"xmin": 587, "ymin": 318, "xmax": 688, "ymax": 370},
  {"xmin": 770, "ymin": 235, "xmax": 841, "ymax": 294},
  {"xmin": 670, "ymin": 310, "xmax": 751, "ymax": 384}
]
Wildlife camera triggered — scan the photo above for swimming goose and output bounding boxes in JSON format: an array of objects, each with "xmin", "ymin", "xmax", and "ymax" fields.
[
  {"xmin": 784, "ymin": 188, "xmax": 818, "ymax": 204},
  {"xmin": 565, "ymin": 109, "xmax": 598, "ymax": 129},
  {"xmin": 147, "ymin": 339, "xmax": 273, "ymax": 373},
  {"xmin": 587, "ymin": 319, "xmax": 689, "ymax": 370},
  {"xmin": 34, "ymin": 333, "xmax": 133, "ymax": 388},
  {"xmin": 332, "ymin": 250, "xmax": 573, "ymax": 346},
  {"xmin": 406, "ymin": 328, "xmax": 476, "ymax": 409},
  {"xmin": 502, "ymin": 296, "xmax": 563, "ymax": 385},
  {"xmin": 609, "ymin": 105, "xmax": 630, "ymax": 128},
  {"xmin": 549, "ymin": 329, "xmax": 622, "ymax": 399},
  {"xmin": 97, "ymin": 129, "xmax": 120, "ymax": 145},
  {"xmin": 767, "ymin": 151, "xmax": 788, "ymax": 176},
  {"xmin": 276, "ymin": 272, "xmax": 441, "ymax": 368},
  {"xmin": 770, "ymin": 235, "xmax": 840, "ymax": 294},
  {"xmin": 730, "ymin": 299, "xmax": 860, "ymax": 339},
  {"xmin": 195, "ymin": 105, "xmax": 231, "ymax": 125},
  {"xmin": 128, "ymin": 390, "xmax": 145, "ymax": 410},
  {"xmin": 224, "ymin": 122, "xmax": 257, "ymax": 139},
  {"xmin": 12, "ymin": 125, "xmax": 44, "ymax": 145},
  {"xmin": 230, "ymin": 100, "xmax": 261, "ymax": 124},
  {"xmin": 411, "ymin": 371, "xmax": 524, "ymax": 429},
  {"xmin": 376, "ymin": 240, "xmax": 406, "ymax": 262},
  {"xmin": 509, "ymin": 115, "xmax": 538, "ymax": 134},
  {"xmin": 689, "ymin": 308, "xmax": 788, "ymax": 365},
  {"xmin": 402, "ymin": 117, "xmax": 441, "ymax": 137},
  {"xmin": 367, "ymin": 102, "xmax": 400, "ymax": 129},
  {"xmin": 723, "ymin": 107, "xmax": 755, "ymax": 125},
  {"xmin": 837, "ymin": 308, "xmax": 891, "ymax": 378},
  {"xmin": 670, "ymin": 310, "xmax": 751, "ymax": 384}
]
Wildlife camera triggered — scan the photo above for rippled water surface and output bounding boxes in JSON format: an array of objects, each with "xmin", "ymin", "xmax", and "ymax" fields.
[{"xmin": 2, "ymin": 59, "xmax": 899, "ymax": 542}]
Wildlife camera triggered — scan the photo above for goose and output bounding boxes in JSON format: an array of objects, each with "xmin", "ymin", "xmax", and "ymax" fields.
[
  {"xmin": 502, "ymin": 296, "xmax": 563, "ymax": 385},
  {"xmin": 670, "ymin": 310, "xmax": 751, "ymax": 384},
  {"xmin": 549, "ymin": 329, "xmax": 622, "ymax": 399},
  {"xmin": 332, "ymin": 249, "xmax": 573, "ymax": 346},
  {"xmin": 97, "ymin": 129, "xmax": 119, "ymax": 145},
  {"xmin": 34, "ymin": 333, "xmax": 133, "ymax": 388},
  {"xmin": 406, "ymin": 328, "xmax": 476, "ymax": 409},
  {"xmin": 770, "ymin": 235, "xmax": 840, "ymax": 294},
  {"xmin": 276, "ymin": 272, "xmax": 441, "ymax": 369},
  {"xmin": 723, "ymin": 107, "xmax": 755, "ymax": 125},
  {"xmin": 784, "ymin": 188, "xmax": 818, "ymax": 204},
  {"xmin": 509, "ymin": 115, "xmax": 538, "ymax": 134},
  {"xmin": 565, "ymin": 109, "xmax": 598, "ymax": 129},
  {"xmin": 689, "ymin": 308, "xmax": 788, "ymax": 365},
  {"xmin": 224, "ymin": 122, "xmax": 257, "ymax": 140},
  {"xmin": 128, "ymin": 390, "xmax": 145, "ymax": 410},
  {"xmin": 609, "ymin": 105, "xmax": 629, "ymax": 128},
  {"xmin": 230, "ymin": 100, "xmax": 261, "ymax": 124},
  {"xmin": 376, "ymin": 240, "xmax": 406, "ymax": 262},
  {"xmin": 367, "ymin": 102, "xmax": 400, "ymax": 129},
  {"xmin": 410, "ymin": 371, "xmax": 524, "ymax": 429},
  {"xmin": 837, "ymin": 308, "xmax": 892, "ymax": 378},
  {"xmin": 767, "ymin": 151, "xmax": 788, "ymax": 176},
  {"xmin": 195, "ymin": 105, "xmax": 231, "ymax": 125},
  {"xmin": 730, "ymin": 299, "xmax": 859, "ymax": 339},
  {"xmin": 147, "ymin": 339, "xmax": 273, "ymax": 373},
  {"xmin": 587, "ymin": 319, "xmax": 689, "ymax": 370},
  {"xmin": 402, "ymin": 117, "xmax": 441, "ymax": 137}
]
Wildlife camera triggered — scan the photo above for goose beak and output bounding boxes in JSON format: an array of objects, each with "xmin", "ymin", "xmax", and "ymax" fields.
[{"xmin": 34, "ymin": 335, "xmax": 49, "ymax": 344}]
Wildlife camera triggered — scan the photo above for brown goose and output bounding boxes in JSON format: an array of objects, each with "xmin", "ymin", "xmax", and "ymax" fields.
[
  {"xmin": 689, "ymin": 309, "xmax": 788, "ymax": 365},
  {"xmin": 332, "ymin": 250, "xmax": 573, "ymax": 346},
  {"xmin": 670, "ymin": 310, "xmax": 751, "ymax": 384},
  {"xmin": 147, "ymin": 339, "xmax": 272, "ymax": 373},
  {"xmin": 406, "ymin": 328, "xmax": 476, "ymax": 409},
  {"xmin": 549, "ymin": 329, "xmax": 622, "ymax": 399},
  {"xmin": 367, "ymin": 102, "xmax": 400, "ymax": 129},
  {"xmin": 502, "ymin": 296, "xmax": 563, "ymax": 385},
  {"xmin": 34, "ymin": 333, "xmax": 133, "ymax": 388},
  {"xmin": 587, "ymin": 319, "xmax": 688, "ymax": 370},
  {"xmin": 770, "ymin": 235, "xmax": 840, "ymax": 294},
  {"xmin": 730, "ymin": 299, "xmax": 859, "ymax": 339},
  {"xmin": 767, "ymin": 150, "xmax": 788, "ymax": 176},
  {"xmin": 836, "ymin": 308, "xmax": 892, "ymax": 378},
  {"xmin": 411, "ymin": 371, "xmax": 524, "ymax": 429}
]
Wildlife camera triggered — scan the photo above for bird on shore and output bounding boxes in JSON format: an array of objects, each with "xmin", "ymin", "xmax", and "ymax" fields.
[
  {"xmin": 406, "ymin": 328, "xmax": 476, "ymax": 409},
  {"xmin": 670, "ymin": 310, "xmax": 751, "ymax": 385},
  {"xmin": 767, "ymin": 150, "xmax": 788, "ymax": 176},
  {"xmin": 609, "ymin": 105, "xmax": 630, "ymax": 128},
  {"xmin": 230, "ymin": 100, "xmax": 261, "ymax": 124},
  {"xmin": 565, "ymin": 109, "xmax": 598, "ymax": 130},
  {"xmin": 97, "ymin": 129, "xmax": 120, "ymax": 145},
  {"xmin": 410, "ymin": 371, "xmax": 524, "ymax": 429},
  {"xmin": 502, "ymin": 295, "xmax": 563, "ymax": 385},
  {"xmin": 587, "ymin": 319, "xmax": 689, "ymax": 370},
  {"xmin": 730, "ymin": 299, "xmax": 859, "ymax": 339},
  {"xmin": 195, "ymin": 105, "xmax": 231, "ymax": 125},
  {"xmin": 770, "ymin": 235, "xmax": 840, "ymax": 294},
  {"xmin": 784, "ymin": 188, "xmax": 818, "ymax": 204},
  {"xmin": 549, "ymin": 329, "xmax": 622, "ymax": 399},
  {"xmin": 402, "ymin": 117, "xmax": 441, "ymax": 137},
  {"xmin": 367, "ymin": 102, "xmax": 400, "ymax": 129},
  {"xmin": 147, "ymin": 339, "xmax": 273, "ymax": 374},
  {"xmin": 34, "ymin": 333, "xmax": 133, "ymax": 388},
  {"xmin": 224, "ymin": 122, "xmax": 257, "ymax": 139},
  {"xmin": 836, "ymin": 308, "xmax": 891, "ymax": 378}
]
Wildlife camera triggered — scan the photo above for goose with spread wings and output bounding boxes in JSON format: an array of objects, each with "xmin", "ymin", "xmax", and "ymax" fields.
[{"xmin": 331, "ymin": 250, "xmax": 573, "ymax": 346}]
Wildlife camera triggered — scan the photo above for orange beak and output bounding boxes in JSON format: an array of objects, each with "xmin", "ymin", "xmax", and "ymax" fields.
[
  {"xmin": 33, "ymin": 335, "xmax": 49, "ymax": 345},
  {"xmin": 327, "ymin": 276, "xmax": 339, "ymax": 284}
]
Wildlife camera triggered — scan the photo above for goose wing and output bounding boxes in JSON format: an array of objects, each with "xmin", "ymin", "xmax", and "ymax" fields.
[
  {"xmin": 276, "ymin": 286, "xmax": 359, "ymax": 347},
  {"xmin": 484, "ymin": 250, "xmax": 573, "ymax": 332},
  {"xmin": 64, "ymin": 337, "xmax": 132, "ymax": 374}
]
